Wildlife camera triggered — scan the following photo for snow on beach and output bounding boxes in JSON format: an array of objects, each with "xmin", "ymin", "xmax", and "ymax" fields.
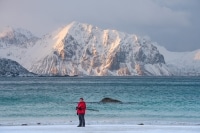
[{"xmin": 0, "ymin": 125, "xmax": 200, "ymax": 133}]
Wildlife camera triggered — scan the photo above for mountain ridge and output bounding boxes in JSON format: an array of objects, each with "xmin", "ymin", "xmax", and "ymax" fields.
[
  {"xmin": 0, "ymin": 22, "xmax": 199, "ymax": 76},
  {"xmin": 0, "ymin": 26, "xmax": 39, "ymax": 48}
]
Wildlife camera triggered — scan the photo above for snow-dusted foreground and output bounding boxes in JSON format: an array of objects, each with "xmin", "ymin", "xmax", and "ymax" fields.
[{"xmin": 0, "ymin": 125, "xmax": 200, "ymax": 133}]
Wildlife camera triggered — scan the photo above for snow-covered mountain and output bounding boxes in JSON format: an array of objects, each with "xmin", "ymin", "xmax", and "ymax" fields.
[
  {"xmin": 0, "ymin": 22, "xmax": 199, "ymax": 76},
  {"xmin": 0, "ymin": 58, "xmax": 35, "ymax": 77},
  {"xmin": 0, "ymin": 27, "xmax": 39, "ymax": 48},
  {"xmin": 27, "ymin": 22, "xmax": 171, "ymax": 76},
  {"xmin": 155, "ymin": 44, "xmax": 200, "ymax": 76}
]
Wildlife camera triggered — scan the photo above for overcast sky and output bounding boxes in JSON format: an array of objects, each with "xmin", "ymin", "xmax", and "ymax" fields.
[{"xmin": 0, "ymin": 0, "xmax": 199, "ymax": 52}]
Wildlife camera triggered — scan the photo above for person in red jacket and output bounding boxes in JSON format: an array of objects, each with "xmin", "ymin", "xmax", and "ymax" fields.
[{"xmin": 76, "ymin": 98, "xmax": 86, "ymax": 127}]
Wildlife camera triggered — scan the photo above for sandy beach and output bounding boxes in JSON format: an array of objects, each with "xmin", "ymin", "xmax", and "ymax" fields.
[{"xmin": 1, "ymin": 125, "xmax": 200, "ymax": 133}]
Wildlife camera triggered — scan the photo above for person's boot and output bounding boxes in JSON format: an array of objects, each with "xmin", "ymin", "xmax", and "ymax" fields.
[
  {"xmin": 83, "ymin": 122, "xmax": 85, "ymax": 127},
  {"xmin": 77, "ymin": 123, "xmax": 81, "ymax": 127}
]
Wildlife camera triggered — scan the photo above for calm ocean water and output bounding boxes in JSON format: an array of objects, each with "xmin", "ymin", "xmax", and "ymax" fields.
[{"xmin": 0, "ymin": 76, "xmax": 200, "ymax": 126}]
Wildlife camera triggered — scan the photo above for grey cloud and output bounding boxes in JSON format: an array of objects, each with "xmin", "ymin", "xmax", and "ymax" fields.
[{"xmin": 0, "ymin": 0, "xmax": 199, "ymax": 52}]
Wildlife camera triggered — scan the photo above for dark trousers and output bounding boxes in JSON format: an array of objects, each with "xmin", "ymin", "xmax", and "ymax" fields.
[{"xmin": 78, "ymin": 114, "xmax": 85, "ymax": 127}]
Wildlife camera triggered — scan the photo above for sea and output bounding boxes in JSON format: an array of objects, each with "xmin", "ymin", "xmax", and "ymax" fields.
[{"xmin": 0, "ymin": 76, "xmax": 200, "ymax": 126}]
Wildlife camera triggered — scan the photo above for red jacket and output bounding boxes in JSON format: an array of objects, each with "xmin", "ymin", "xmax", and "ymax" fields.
[{"xmin": 77, "ymin": 101, "xmax": 86, "ymax": 114}]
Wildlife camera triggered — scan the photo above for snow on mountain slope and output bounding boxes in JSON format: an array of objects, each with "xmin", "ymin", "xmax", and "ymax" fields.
[
  {"xmin": 28, "ymin": 22, "xmax": 171, "ymax": 76},
  {"xmin": 0, "ymin": 27, "xmax": 38, "ymax": 48},
  {"xmin": 0, "ymin": 27, "xmax": 39, "ymax": 69},
  {"xmin": 1, "ymin": 22, "xmax": 199, "ymax": 76},
  {"xmin": 155, "ymin": 44, "xmax": 200, "ymax": 76}
]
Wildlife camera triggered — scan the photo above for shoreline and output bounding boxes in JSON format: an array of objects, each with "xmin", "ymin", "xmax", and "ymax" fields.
[
  {"xmin": 1, "ymin": 119, "xmax": 200, "ymax": 127},
  {"xmin": 1, "ymin": 125, "xmax": 200, "ymax": 133}
]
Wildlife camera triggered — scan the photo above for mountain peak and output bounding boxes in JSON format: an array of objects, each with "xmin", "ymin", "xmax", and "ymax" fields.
[
  {"xmin": 0, "ymin": 26, "xmax": 15, "ymax": 38},
  {"xmin": 0, "ymin": 26, "xmax": 38, "ymax": 47},
  {"xmin": 0, "ymin": 26, "xmax": 36, "ymax": 39},
  {"xmin": 53, "ymin": 22, "xmax": 98, "ymax": 53},
  {"xmin": 68, "ymin": 21, "xmax": 81, "ymax": 26}
]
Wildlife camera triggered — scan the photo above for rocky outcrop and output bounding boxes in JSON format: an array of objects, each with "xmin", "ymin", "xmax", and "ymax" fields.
[
  {"xmin": 100, "ymin": 98, "xmax": 122, "ymax": 103},
  {"xmin": 0, "ymin": 58, "xmax": 35, "ymax": 77}
]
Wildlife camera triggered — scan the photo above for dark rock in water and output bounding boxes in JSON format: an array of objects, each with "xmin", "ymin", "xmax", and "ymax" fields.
[
  {"xmin": 138, "ymin": 123, "xmax": 144, "ymax": 125},
  {"xmin": 21, "ymin": 124, "xmax": 28, "ymax": 126},
  {"xmin": 100, "ymin": 98, "xmax": 122, "ymax": 103}
]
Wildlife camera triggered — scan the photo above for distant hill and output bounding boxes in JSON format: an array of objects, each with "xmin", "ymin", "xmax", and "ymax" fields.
[{"xmin": 0, "ymin": 58, "xmax": 35, "ymax": 77}]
